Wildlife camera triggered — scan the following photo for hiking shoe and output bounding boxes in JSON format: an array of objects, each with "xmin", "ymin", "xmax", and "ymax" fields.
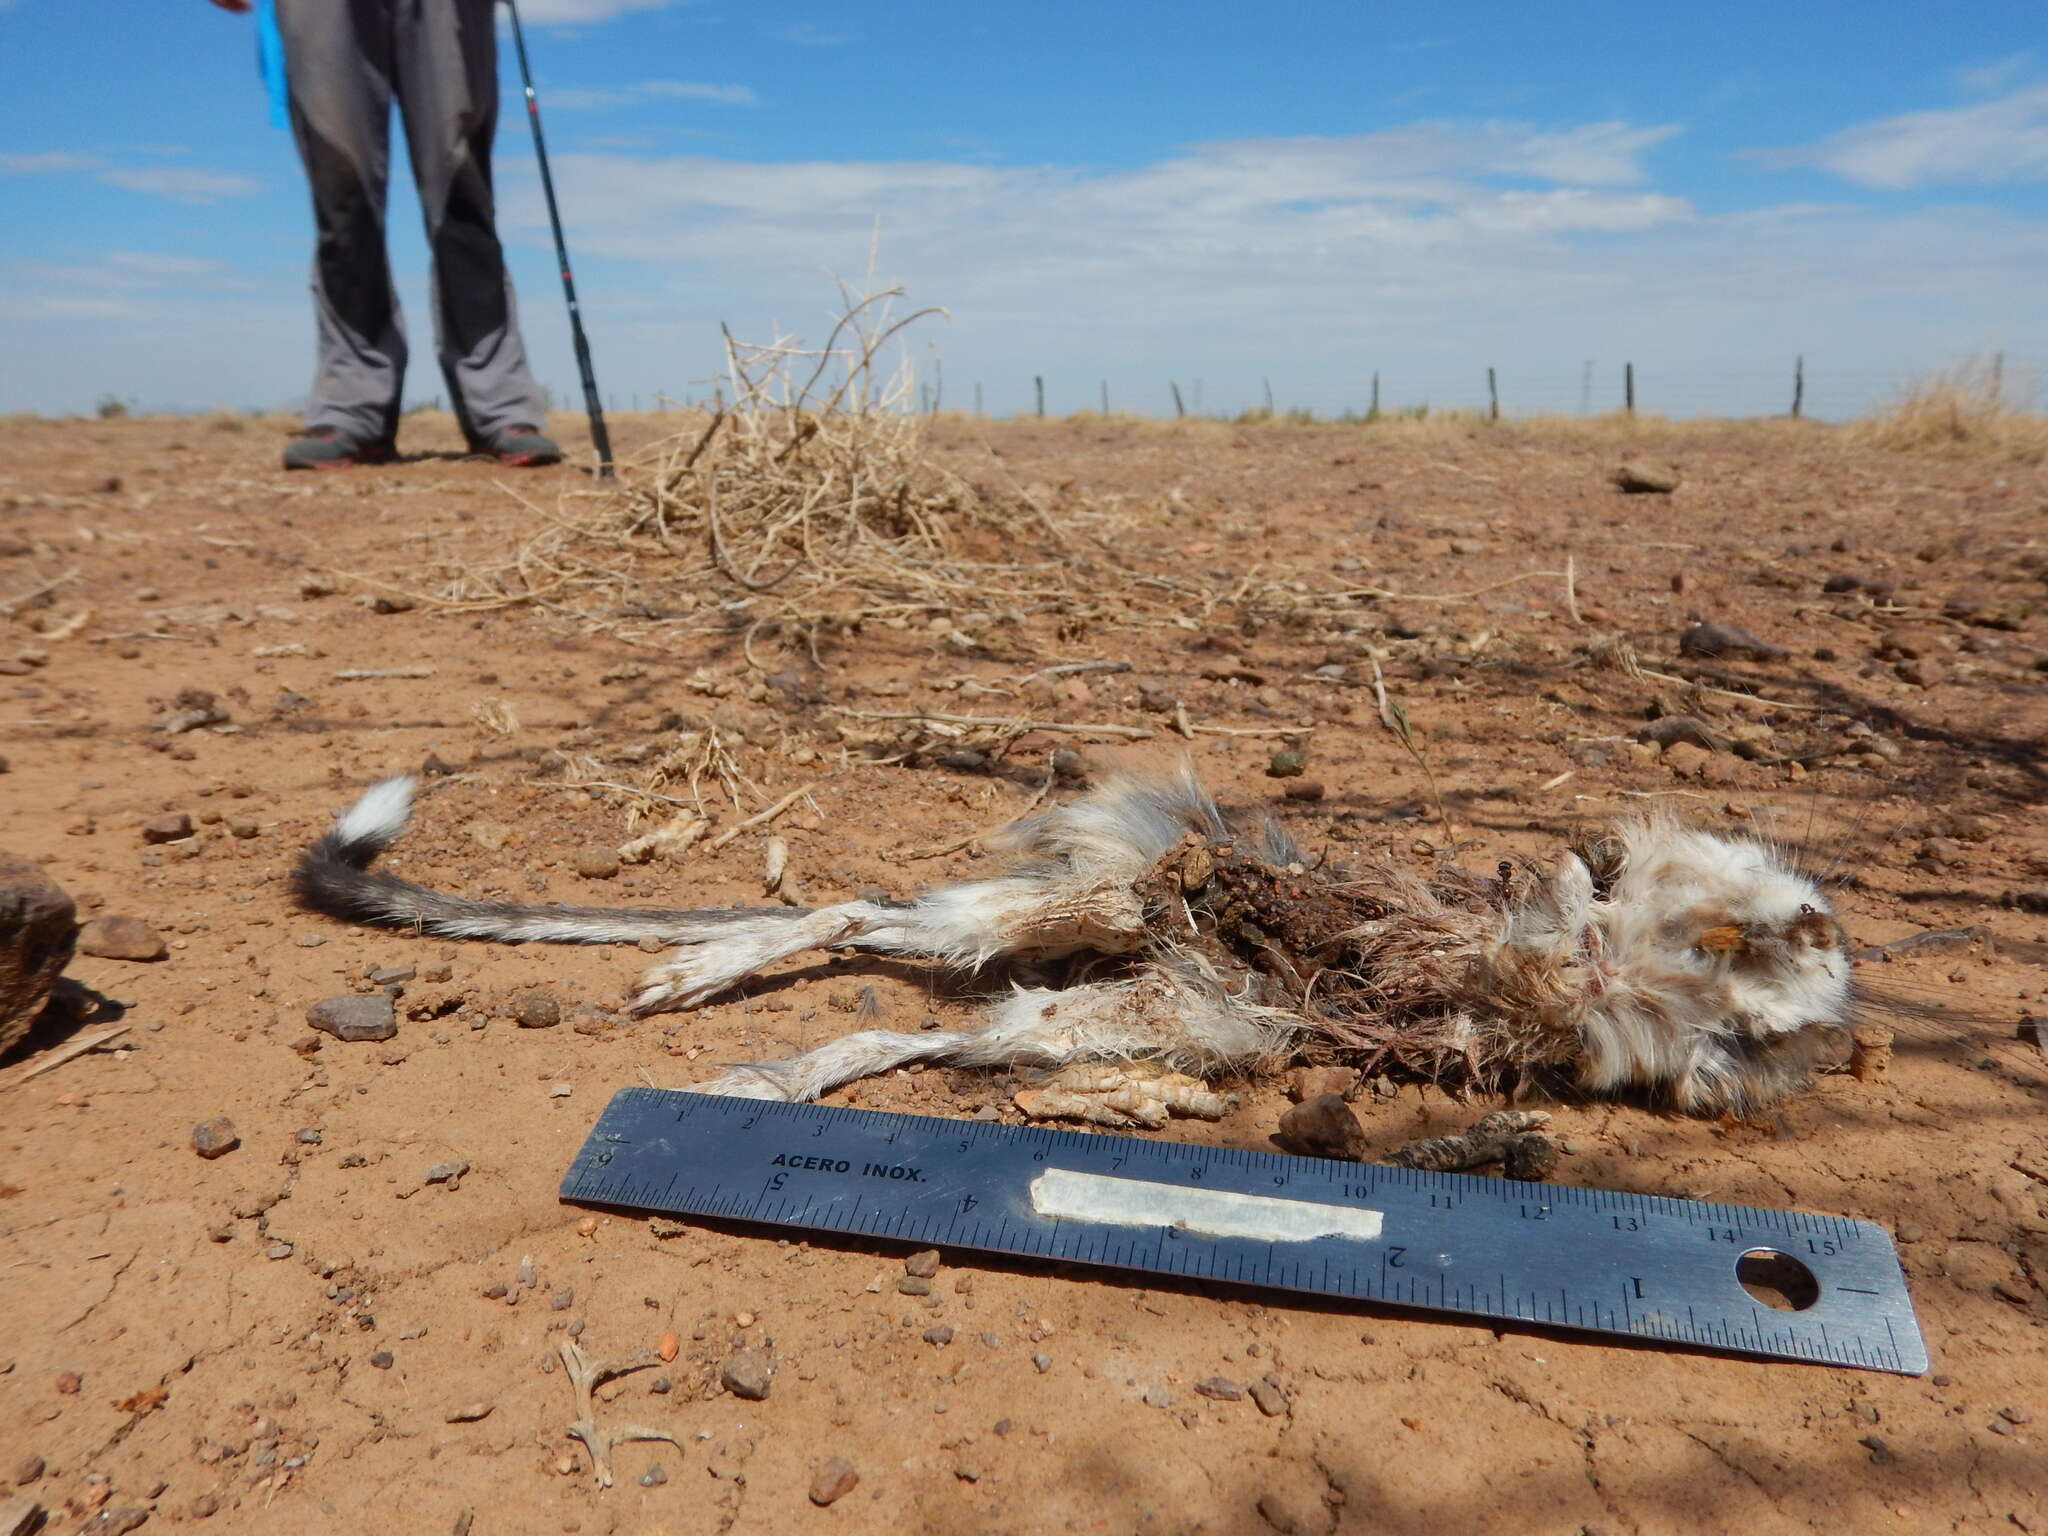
[
  {"xmin": 482, "ymin": 425, "xmax": 562, "ymax": 467},
  {"xmin": 283, "ymin": 427, "xmax": 394, "ymax": 471}
]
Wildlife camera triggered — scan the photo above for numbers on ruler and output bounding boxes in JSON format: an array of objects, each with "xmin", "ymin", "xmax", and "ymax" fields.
[
  {"xmin": 1612, "ymin": 1216, "xmax": 1641, "ymax": 1232},
  {"xmin": 1387, "ymin": 1247, "xmax": 1407, "ymax": 1268},
  {"xmin": 1429, "ymin": 1193, "xmax": 1455, "ymax": 1210},
  {"xmin": 766, "ymin": 1172, "xmax": 787, "ymax": 1193},
  {"xmin": 741, "ymin": 1115, "xmax": 757, "ymax": 1131},
  {"xmin": 1807, "ymin": 1238, "xmax": 1839, "ymax": 1257},
  {"xmin": 1189, "ymin": 1165, "xmax": 1206, "ymax": 1181},
  {"xmin": 1518, "ymin": 1203, "xmax": 1549, "ymax": 1220},
  {"xmin": 1342, "ymin": 1183, "xmax": 1374, "ymax": 1199},
  {"xmin": 958, "ymin": 1195, "xmax": 978, "ymax": 1215},
  {"xmin": 1706, "ymin": 1227, "xmax": 1742, "ymax": 1244}
]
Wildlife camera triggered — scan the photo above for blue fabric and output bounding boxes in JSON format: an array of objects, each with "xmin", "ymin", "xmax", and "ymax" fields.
[{"xmin": 255, "ymin": 0, "xmax": 288, "ymax": 128}]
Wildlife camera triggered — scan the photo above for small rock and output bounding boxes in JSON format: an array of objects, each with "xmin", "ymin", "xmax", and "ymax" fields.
[
  {"xmin": 1637, "ymin": 715, "xmax": 1725, "ymax": 752},
  {"xmin": 1896, "ymin": 657, "xmax": 1944, "ymax": 688},
  {"xmin": 445, "ymin": 1402, "xmax": 494, "ymax": 1423},
  {"xmin": 1679, "ymin": 622, "xmax": 1787, "ymax": 662},
  {"xmin": 1247, "ymin": 1378, "xmax": 1290, "ymax": 1417},
  {"xmin": 904, "ymin": 1249, "xmax": 942, "ymax": 1278},
  {"xmin": 638, "ymin": 1465, "xmax": 667, "ymax": 1487},
  {"xmin": 1859, "ymin": 1435, "xmax": 1893, "ymax": 1464},
  {"xmin": 266, "ymin": 1242, "xmax": 293, "ymax": 1260},
  {"xmin": 91, "ymin": 1510, "xmax": 150, "ymax": 1535},
  {"xmin": 362, "ymin": 594, "xmax": 416, "ymax": 615},
  {"xmin": 140, "ymin": 813, "xmax": 195, "ymax": 844},
  {"xmin": 0, "ymin": 854, "xmax": 78, "ymax": 1056},
  {"xmin": 1501, "ymin": 1133, "xmax": 1559, "ymax": 1182},
  {"xmin": 1282, "ymin": 780, "xmax": 1325, "ymax": 802},
  {"xmin": 2000, "ymin": 1405, "xmax": 2032, "ymax": 1425},
  {"xmin": 512, "ymin": 989, "xmax": 562, "ymax": 1029},
  {"xmin": 1286, "ymin": 1065, "xmax": 1357, "ymax": 1103},
  {"xmin": 1448, "ymin": 537, "xmax": 1484, "ymax": 556},
  {"xmin": 76, "ymin": 915, "xmax": 167, "ymax": 962},
  {"xmin": 1195, "ymin": 1376, "xmax": 1244, "ymax": 1401},
  {"xmin": 809, "ymin": 1458, "xmax": 860, "ymax": 1507},
  {"xmin": 922, "ymin": 1326, "xmax": 955, "ymax": 1347},
  {"xmin": 721, "ymin": 1350, "xmax": 773, "ymax": 1401},
  {"xmin": 1274, "ymin": 1094, "xmax": 1369, "ymax": 1161},
  {"xmin": 569, "ymin": 847, "xmax": 619, "ymax": 880},
  {"xmin": 1613, "ymin": 461, "xmax": 1680, "ymax": 494},
  {"xmin": 1876, "ymin": 626, "xmax": 1942, "ymax": 660},
  {"xmin": 548, "ymin": 1083, "xmax": 572, "ymax": 1099},
  {"xmin": 367, "ymin": 964, "xmax": 415, "ymax": 985},
  {"xmin": 297, "ymin": 574, "xmax": 339, "ymax": 599},
  {"xmin": 11, "ymin": 1455, "xmax": 44, "ymax": 1487},
  {"xmin": 1266, "ymin": 749, "xmax": 1307, "ymax": 779},
  {"xmin": 424, "ymin": 1160, "xmax": 470, "ymax": 1188},
  {"xmin": 897, "ymin": 1276, "xmax": 931, "ymax": 1296},
  {"xmin": 1032, "ymin": 1354, "xmax": 1052, "ymax": 1373},
  {"xmin": 306, "ymin": 993, "xmax": 397, "ymax": 1043},
  {"xmin": 369, "ymin": 1351, "xmax": 394, "ymax": 1371},
  {"xmin": 190, "ymin": 1118, "xmax": 240, "ymax": 1159}
]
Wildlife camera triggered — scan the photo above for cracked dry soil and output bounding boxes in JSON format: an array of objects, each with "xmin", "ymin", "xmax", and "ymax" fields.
[{"xmin": 1, "ymin": 410, "xmax": 2045, "ymax": 1535}]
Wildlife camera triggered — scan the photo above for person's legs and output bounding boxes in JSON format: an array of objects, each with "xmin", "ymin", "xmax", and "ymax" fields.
[
  {"xmin": 276, "ymin": 0, "xmax": 406, "ymax": 453},
  {"xmin": 392, "ymin": 0, "xmax": 552, "ymax": 454}
]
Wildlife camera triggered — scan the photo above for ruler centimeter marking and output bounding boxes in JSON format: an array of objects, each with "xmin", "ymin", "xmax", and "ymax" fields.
[{"xmin": 559, "ymin": 1089, "xmax": 1927, "ymax": 1375}]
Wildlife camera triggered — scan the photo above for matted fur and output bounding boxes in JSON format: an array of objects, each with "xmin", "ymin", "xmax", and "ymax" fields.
[{"xmin": 293, "ymin": 768, "xmax": 1854, "ymax": 1116}]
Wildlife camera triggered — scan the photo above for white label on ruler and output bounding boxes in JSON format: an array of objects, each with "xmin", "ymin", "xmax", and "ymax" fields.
[{"xmin": 1030, "ymin": 1168, "xmax": 1385, "ymax": 1244}]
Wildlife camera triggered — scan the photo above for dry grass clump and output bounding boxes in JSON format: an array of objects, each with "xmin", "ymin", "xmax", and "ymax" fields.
[
  {"xmin": 1849, "ymin": 357, "xmax": 2048, "ymax": 463},
  {"xmin": 396, "ymin": 287, "xmax": 1141, "ymax": 657}
]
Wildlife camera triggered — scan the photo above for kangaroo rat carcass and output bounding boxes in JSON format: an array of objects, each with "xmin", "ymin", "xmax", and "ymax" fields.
[{"xmin": 293, "ymin": 767, "xmax": 1853, "ymax": 1116}]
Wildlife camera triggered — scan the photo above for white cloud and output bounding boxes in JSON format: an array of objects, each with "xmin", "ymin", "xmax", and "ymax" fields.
[
  {"xmin": 98, "ymin": 168, "xmax": 263, "ymax": 204},
  {"xmin": 511, "ymin": 0, "xmax": 682, "ymax": 22},
  {"xmin": 1956, "ymin": 53, "xmax": 2034, "ymax": 96},
  {"xmin": 544, "ymin": 79, "xmax": 756, "ymax": 110},
  {"xmin": 1, "ymin": 152, "xmax": 260, "ymax": 203},
  {"xmin": 1762, "ymin": 83, "xmax": 2048, "ymax": 188}
]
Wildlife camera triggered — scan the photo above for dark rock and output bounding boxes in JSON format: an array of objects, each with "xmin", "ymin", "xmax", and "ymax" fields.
[
  {"xmin": 921, "ymin": 1326, "xmax": 955, "ymax": 1346},
  {"xmin": 1194, "ymin": 1376, "xmax": 1244, "ymax": 1401},
  {"xmin": 720, "ymin": 1349, "xmax": 773, "ymax": 1401},
  {"xmin": 306, "ymin": 994, "xmax": 398, "ymax": 1043},
  {"xmin": 512, "ymin": 989, "xmax": 561, "ymax": 1029},
  {"xmin": 904, "ymin": 1249, "xmax": 941, "ymax": 1278},
  {"xmin": 140, "ymin": 813, "xmax": 194, "ymax": 844},
  {"xmin": 1501, "ymin": 1133, "xmax": 1559, "ymax": 1182},
  {"xmin": 369, "ymin": 1351, "xmax": 393, "ymax": 1370},
  {"xmin": 1266, "ymin": 749, "xmax": 1307, "ymax": 779},
  {"xmin": 1282, "ymin": 780, "xmax": 1326, "ymax": 802},
  {"xmin": 191, "ymin": 1118, "xmax": 240, "ymax": 1159},
  {"xmin": 0, "ymin": 853, "xmax": 77, "ymax": 1056},
  {"xmin": 1275, "ymin": 1094, "xmax": 1369, "ymax": 1161},
  {"xmin": 423, "ymin": 1160, "xmax": 470, "ymax": 1188},
  {"xmin": 1679, "ymin": 622, "xmax": 1787, "ymax": 662},
  {"xmin": 1247, "ymin": 1377, "xmax": 1291, "ymax": 1417},
  {"xmin": 1636, "ymin": 716, "xmax": 1726, "ymax": 752}
]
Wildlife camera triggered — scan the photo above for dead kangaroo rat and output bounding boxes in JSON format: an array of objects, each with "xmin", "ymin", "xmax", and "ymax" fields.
[{"xmin": 293, "ymin": 766, "xmax": 1854, "ymax": 1117}]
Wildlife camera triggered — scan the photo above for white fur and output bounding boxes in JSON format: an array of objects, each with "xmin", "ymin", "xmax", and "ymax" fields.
[{"xmin": 335, "ymin": 775, "xmax": 417, "ymax": 848}]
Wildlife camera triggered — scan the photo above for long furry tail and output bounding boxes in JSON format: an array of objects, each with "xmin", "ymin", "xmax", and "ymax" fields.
[{"xmin": 291, "ymin": 776, "xmax": 812, "ymax": 946}]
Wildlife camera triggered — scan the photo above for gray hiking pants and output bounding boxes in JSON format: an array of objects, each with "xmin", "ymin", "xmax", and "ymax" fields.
[{"xmin": 278, "ymin": 0, "xmax": 548, "ymax": 446}]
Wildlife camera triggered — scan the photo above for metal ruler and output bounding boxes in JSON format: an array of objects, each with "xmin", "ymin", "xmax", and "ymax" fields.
[{"xmin": 560, "ymin": 1089, "xmax": 1926, "ymax": 1375}]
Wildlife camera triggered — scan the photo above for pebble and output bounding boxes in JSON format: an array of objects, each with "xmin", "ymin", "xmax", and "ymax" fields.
[
  {"xmin": 1282, "ymin": 781, "xmax": 1325, "ymax": 802},
  {"xmin": 266, "ymin": 1242, "xmax": 293, "ymax": 1260},
  {"xmin": 511, "ymin": 988, "xmax": 563, "ymax": 1029},
  {"xmin": 140, "ymin": 812, "xmax": 194, "ymax": 844},
  {"xmin": 1032, "ymin": 1354, "xmax": 1052, "ymax": 1374},
  {"xmin": 75, "ymin": 916, "xmax": 167, "ymax": 962},
  {"xmin": 423, "ymin": 1160, "xmax": 470, "ymax": 1188},
  {"xmin": 1195, "ymin": 1376, "xmax": 1245, "ymax": 1401},
  {"xmin": 1678, "ymin": 622, "xmax": 1787, "ymax": 662},
  {"xmin": 721, "ymin": 1350, "xmax": 773, "ymax": 1401},
  {"xmin": 897, "ymin": 1276, "xmax": 932, "ymax": 1296},
  {"xmin": 2000, "ymin": 1405, "xmax": 2032, "ymax": 1425},
  {"xmin": 369, "ymin": 1351, "xmax": 393, "ymax": 1371},
  {"xmin": 306, "ymin": 994, "xmax": 397, "ymax": 1043},
  {"xmin": 1247, "ymin": 1378, "xmax": 1290, "ymax": 1417},
  {"xmin": 904, "ymin": 1249, "xmax": 942, "ymax": 1278},
  {"xmin": 808, "ymin": 1458, "xmax": 860, "ymax": 1507},
  {"xmin": 367, "ymin": 964, "xmax": 415, "ymax": 985},
  {"xmin": 548, "ymin": 1083, "xmax": 573, "ymax": 1099},
  {"xmin": 445, "ymin": 1402, "xmax": 494, "ymax": 1423},
  {"xmin": 296, "ymin": 1127, "xmax": 322, "ymax": 1144},
  {"xmin": 569, "ymin": 847, "xmax": 620, "ymax": 881},
  {"xmin": 921, "ymin": 1326, "xmax": 955, "ymax": 1347},
  {"xmin": 553, "ymin": 1289, "xmax": 576, "ymax": 1313},
  {"xmin": 1613, "ymin": 461, "xmax": 1679, "ymax": 494},
  {"xmin": 1860, "ymin": 1435, "xmax": 1894, "ymax": 1464},
  {"xmin": 190, "ymin": 1118, "xmax": 240, "ymax": 1159},
  {"xmin": 1266, "ymin": 749, "xmax": 1307, "ymax": 779},
  {"xmin": 638, "ymin": 1465, "xmax": 667, "ymax": 1487},
  {"xmin": 1274, "ymin": 1094, "xmax": 1369, "ymax": 1162}
]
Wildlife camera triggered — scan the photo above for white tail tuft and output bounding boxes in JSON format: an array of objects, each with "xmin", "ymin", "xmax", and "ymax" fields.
[{"xmin": 333, "ymin": 776, "xmax": 418, "ymax": 849}]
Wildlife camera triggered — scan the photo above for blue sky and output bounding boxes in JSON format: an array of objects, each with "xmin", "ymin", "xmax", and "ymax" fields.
[{"xmin": 4, "ymin": 0, "xmax": 2046, "ymax": 420}]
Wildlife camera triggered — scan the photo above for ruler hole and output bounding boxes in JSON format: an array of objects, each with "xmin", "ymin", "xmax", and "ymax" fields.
[{"xmin": 1736, "ymin": 1248, "xmax": 1820, "ymax": 1311}]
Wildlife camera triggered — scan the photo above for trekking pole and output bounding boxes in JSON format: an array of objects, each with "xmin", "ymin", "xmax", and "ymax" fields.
[{"xmin": 501, "ymin": 0, "xmax": 614, "ymax": 477}]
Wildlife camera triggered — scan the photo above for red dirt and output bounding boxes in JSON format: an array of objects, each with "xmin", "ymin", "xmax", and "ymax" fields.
[{"xmin": 1, "ymin": 410, "xmax": 2044, "ymax": 1535}]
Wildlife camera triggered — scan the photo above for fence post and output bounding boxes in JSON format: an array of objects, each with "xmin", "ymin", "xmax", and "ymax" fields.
[
  {"xmin": 974, "ymin": 382, "xmax": 983, "ymax": 418},
  {"xmin": 1487, "ymin": 367, "xmax": 1499, "ymax": 423},
  {"xmin": 1791, "ymin": 356, "xmax": 1804, "ymax": 419},
  {"xmin": 1170, "ymin": 381, "xmax": 1186, "ymax": 419},
  {"xmin": 1034, "ymin": 376, "xmax": 1045, "ymax": 418},
  {"xmin": 1262, "ymin": 376, "xmax": 1275, "ymax": 416},
  {"xmin": 1370, "ymin": 372, "xmax": 1379, "ymax": 419},
  {"xmin": 1624, "ymin": 362, "xmax": 1635, "ymax": 416},
  {"xmin": 1993, "ymin": 351, "xmax": 2005, "ymax": 401},
  {"xmin": 1579, "ymin": 360, "xmax": 1592, "ymax": 415},
  {"xmin": 1100, "ymin": 379, "xmax": 1109, "ymax": 416}
]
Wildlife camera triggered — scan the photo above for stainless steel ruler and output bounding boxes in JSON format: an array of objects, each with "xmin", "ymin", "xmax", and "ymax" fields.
[{"xmin": 560, "ymin": 1089, "xmax": 1926, "ymax": 1375}]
